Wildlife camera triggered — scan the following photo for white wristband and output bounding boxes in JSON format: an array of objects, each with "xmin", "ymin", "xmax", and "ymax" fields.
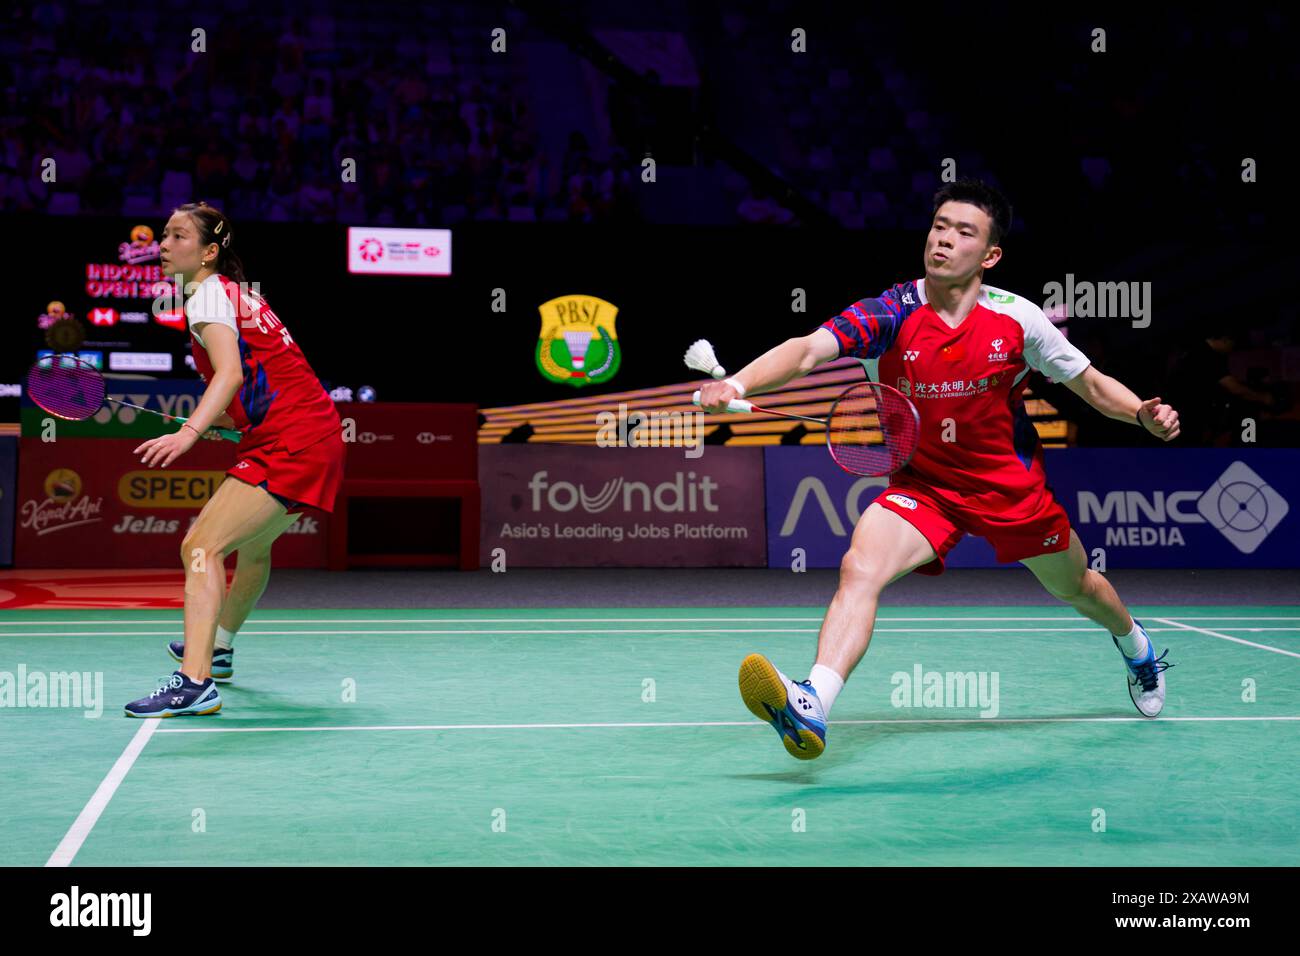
[{"xmin": 724, "ymin": 377, "xmax": 746, "ymax": 398}]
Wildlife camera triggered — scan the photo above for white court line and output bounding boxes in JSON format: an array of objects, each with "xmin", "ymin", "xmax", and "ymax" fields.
[
  {"xmin": 2, "ymin": 626, "xmax": 1295, "ymax": 639},
  {"xmin": 1154, "ymin": 618, "xmax": 1300, "ymax": 660},
  {"xmin": 0, "ymin": 627, "xmax": 1231, "ymax": 637},
  {"xmin": 46, "ymin": 720, "xmax": 160, "ymax": 867},
  {"xmin": 3, "ymin": 614, "xmax": 1299, "ymax": 626},
  {"xmin": 154, "ymin": 715, "xmax": 1300, "ymax": 735}
]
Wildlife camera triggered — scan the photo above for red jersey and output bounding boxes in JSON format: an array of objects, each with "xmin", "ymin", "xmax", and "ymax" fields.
[
  {"xmin": 185, "ymin": 274, "xmax": 340, "ymax": 452},
  {"xmin": 819, "ymin": 279, "xmax": 1091, "ymax": 516}
]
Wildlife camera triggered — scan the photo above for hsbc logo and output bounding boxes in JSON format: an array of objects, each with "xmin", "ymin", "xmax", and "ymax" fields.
[
  {"xmin": 903, "ymin": 350, "xmax": 920, "ymax": 361},
  {"xmin": 88, "ymin": 307, "xmax": 119, "ymax": 327},
  {"xmin": 1077, "ymin": 461, "xmax": 1289, "ymax": 554},
  {"xmin": 414, "ymin": 432, "xmax": 452, "ymax": 444},
  {"xmin": 357, "ymin": 432, "xmax": 395, "ymax": 444}
]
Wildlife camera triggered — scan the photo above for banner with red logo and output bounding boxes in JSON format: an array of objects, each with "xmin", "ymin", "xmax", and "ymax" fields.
[
  {"xmin": 479, "ymin": 444, "xmax": 766, "ymax": 566},
  {"xmin": 14, "ymin": 439, "xmax": 327, "ymax": 568}
]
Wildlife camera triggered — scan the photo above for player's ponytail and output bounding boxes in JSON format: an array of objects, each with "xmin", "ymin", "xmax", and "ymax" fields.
[{"xmin": 172, "ymin": 201, "xmax": 253, "ymax": 289}]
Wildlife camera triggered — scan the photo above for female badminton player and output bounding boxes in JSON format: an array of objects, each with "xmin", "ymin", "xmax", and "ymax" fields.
[
  {"xmin": 124, "ymin": 202, "xmax": 344, "ymax": 717},
  {"xmin": 698, "ymin": 179, "xmax": 1180, "ymax": 759}
]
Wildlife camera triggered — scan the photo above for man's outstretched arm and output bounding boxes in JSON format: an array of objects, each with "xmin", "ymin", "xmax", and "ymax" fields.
[
  {"xmin": 697, "ymin": 327, "xmax": 842, "ymax": 412},
  {"xmin": 1063, "ymin": 365, "xmax": 1180, "ymax": 441}
]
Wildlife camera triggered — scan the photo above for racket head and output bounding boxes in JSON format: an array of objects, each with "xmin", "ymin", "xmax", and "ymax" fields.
[
  {"xmin": 824, "ymin": 381, "xmax": 921, "ymax": 477},
  {"xmin": 24, "ymin": 353, "xmax": 107, "ymax": 421}
]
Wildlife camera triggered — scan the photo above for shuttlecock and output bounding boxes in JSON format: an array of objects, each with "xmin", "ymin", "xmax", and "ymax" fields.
[{"xmin": 684, "ymin": 339, "xmax": 726, "ymax": 379}]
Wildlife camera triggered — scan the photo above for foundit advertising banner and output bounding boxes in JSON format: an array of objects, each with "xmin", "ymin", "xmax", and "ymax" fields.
[
  {"xmin": 1048, "ymin": 448, "xmax": 1298, "ymax": 568},
  {"xmin": 479, "ymin": 444, "xmax": 766, "ymax": 567},
  {"xmin": 763, "ymin": 447, "xmax": 998, "ymax": 570},
  {"xmin": 20, "ymin": 379, "xmax": 206, "ymax": 439},
  {"xmin": 15, "ymin": 439, "xmax": 327, "ymax": 568},
  {"xmin": 0, "ymin": 437, "xmax": 16, "ymax": 565}
]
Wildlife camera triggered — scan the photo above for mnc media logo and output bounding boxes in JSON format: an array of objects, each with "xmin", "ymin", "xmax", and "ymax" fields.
[{"xmin": 1077, "ymin": 461, "xmax": 1288, "ymax": 554}]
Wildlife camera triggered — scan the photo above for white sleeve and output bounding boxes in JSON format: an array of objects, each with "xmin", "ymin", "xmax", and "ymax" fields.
[
  {"xmin": 1022, "ymin": 302, "xmax": 1090, "ymax": 384},
  {"xmin": 185, "ymin": 279, "xmax": 239, "ymax": 349}
]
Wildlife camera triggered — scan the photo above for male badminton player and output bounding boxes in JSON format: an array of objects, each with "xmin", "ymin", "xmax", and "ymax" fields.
[
  {"xmin": 698, "ymin": 179, "xmax": 1179, "ymax": 759},
  {"xmin": 124, "ymin": 202, "xmax": 344, "ymax": 717}
]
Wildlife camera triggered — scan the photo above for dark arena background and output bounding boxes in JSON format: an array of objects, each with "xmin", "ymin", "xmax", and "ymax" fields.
[{"xmin": 0, "ymin": 0, "xmax": 1295, "ymax": 930}]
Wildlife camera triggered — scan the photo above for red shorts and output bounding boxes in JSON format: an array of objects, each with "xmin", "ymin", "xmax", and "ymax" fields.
[
  {"xmin": 225, "ymin": 432, "xmax": 346, "ymax": 513},
  {"xmin": 874, "ymin": 482, "xmax": 1071, "ymax": 576}
]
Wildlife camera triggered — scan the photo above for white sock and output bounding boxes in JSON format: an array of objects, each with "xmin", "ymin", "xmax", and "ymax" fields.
[
  {"xmin": 1114, "ymin": 621, "xmax": 1148, "ymax": 659},
  {"xmin": 807, "ymin": 664, "xmax": 845, "ymax": 716},
  {"xmin": 215, "ymin": 625, "xmax": 237, "ymax": 651}
]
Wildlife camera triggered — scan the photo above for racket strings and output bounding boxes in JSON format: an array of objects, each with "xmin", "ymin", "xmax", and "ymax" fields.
[
  {"xmin": 826, "ymin": 385, "xmax": 920, "ymax": 476},
  {"xmin": 26, "ymin": 358, "xmax": 107, "ymax": 420}
]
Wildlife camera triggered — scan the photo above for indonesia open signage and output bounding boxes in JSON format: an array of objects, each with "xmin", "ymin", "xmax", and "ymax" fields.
[{"xmin": 347, "ymin": 227, "xmax": 452, "ymax": 276}]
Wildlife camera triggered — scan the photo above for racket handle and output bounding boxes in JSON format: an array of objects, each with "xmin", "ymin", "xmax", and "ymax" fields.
[
  {"xmin": 176, "ymin": 415, "xmax": 242, "ymax": 443},
  {"xmin": 691, "ymin": 390, "xmax": 753, "ymax": 413}
]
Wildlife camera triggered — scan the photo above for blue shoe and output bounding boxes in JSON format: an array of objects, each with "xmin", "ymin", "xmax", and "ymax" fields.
[
  {"xmin": 124, "ymin": 671, "xmax": 222, "ymax": 718},
  {"xmin": 738, "ymin": 653, "xmax": 827, "ymax": 760},
  {"xmin": 1113, "ymin": 620, "xmax": 1174, "ymax": 718},
  {"xmin": 167, "ymin": 640, "xmax": 233, "ymax": 683}
]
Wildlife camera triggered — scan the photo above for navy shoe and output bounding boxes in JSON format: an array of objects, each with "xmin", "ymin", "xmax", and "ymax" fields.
[
  {"xmin": 167, "ymin": 640, "xmax": 233, "ymax": 682},
  {"xmin": 124, "ymin": 671, "xmax": 222, "ymax": 718}
]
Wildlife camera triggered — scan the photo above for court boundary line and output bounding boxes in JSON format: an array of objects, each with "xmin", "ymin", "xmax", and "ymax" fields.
[
  {"xmin": 1154, "ymin": 617, "xmax": 1300, "ymax": 659},
  {"xmin": 7, "ymin": 626, "xmax": 1288, "ymax": 638},
  {"xmin": 3, "ymin": 614, "xmax": 1299, "ymax": 626},
  {"xmin": 154, "ymin": 715, "xmax": 1300, "ymax": 735},
  {"xmin": 46, "ymin": 720, "xmax": 159, "ymax": 867}
]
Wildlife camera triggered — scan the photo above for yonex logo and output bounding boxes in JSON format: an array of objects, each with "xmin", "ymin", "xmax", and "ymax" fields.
[
  {"xmin": 903, "ymin": 350, "xmax": 920, "ymax": 361},
  {"xmin": 1042, "ymin": 533, "xmax": 1059, "ymax": 547}
]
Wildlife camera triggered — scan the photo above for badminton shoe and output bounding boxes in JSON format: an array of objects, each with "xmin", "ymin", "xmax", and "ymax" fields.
[
  {"xmin": 167, "ymin": 640, "xmax": 232, "ymax": 682},
  {"xmin": 739, "ymin": 653, "xmax": 827, "ymax": 760},
  {"xmin": 1113, "ymin": 620, "xmax": 1174, "ymax": 718},
  {"xmin": 124, "ymin": 671, "xmax": 222, "ymax": 718}
]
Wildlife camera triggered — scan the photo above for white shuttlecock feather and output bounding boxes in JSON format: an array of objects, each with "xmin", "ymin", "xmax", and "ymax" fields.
[{"xmin": 684, "ymin": 339, "xmax": 726, "ymax": 379}]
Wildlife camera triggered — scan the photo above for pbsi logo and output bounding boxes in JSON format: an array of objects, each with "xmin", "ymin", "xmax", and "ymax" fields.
[{"xmin": 536, "ymin": 295, "xmax": 621, "ymax": 387}]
